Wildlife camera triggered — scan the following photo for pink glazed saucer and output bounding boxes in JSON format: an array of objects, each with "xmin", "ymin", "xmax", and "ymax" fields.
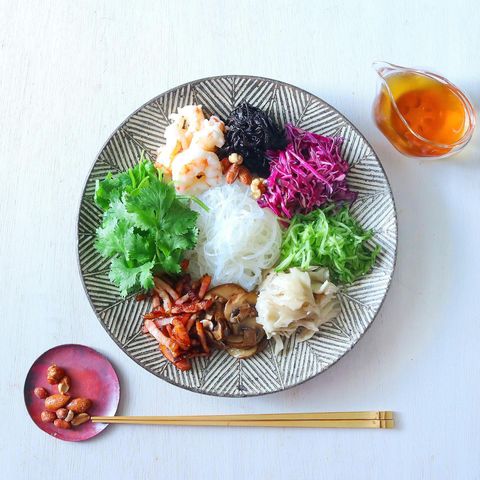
[{"xmin": 24, "ymin": 344, "xmax": 120, "ymax": 442}]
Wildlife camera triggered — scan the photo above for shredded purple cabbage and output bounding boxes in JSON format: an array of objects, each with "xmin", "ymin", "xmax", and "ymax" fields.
[{"xmin": 258, "ymin": 124, "xmax": 357, "ymax": 218}]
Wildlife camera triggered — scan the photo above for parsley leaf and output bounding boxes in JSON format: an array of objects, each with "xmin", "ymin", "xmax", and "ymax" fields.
[
  {"xmin": 109, "ymin": 258, "xmax": 155, "ymax": 297},
  {"xmin": 94, "ymin": 157, "xmax": 198, "ymax": 297},
  {"xmin": 126, "ymin": 179, "xmax": 176, "ymax": 230},
  {"xmin": 94, "ymin": 155, "xmax": 159, "ymax": 211}
]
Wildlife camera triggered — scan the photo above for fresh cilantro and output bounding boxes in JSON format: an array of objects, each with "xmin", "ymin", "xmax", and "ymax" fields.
[
  {"xmin": 94, "ymin": 156, "xmax": 198, "ymax": 297},
  {"xmin": 94, "ymin": 156, "xmax": 158, "ymax": 211},
  {"xmin": 109, "ymin": 258, "xmax": 155, "ymax": 297}
]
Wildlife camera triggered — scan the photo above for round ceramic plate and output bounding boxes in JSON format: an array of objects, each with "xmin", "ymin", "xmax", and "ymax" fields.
[
  {"xmin": 78, "ymin": 75, "xmax": 397, "ymax": 397},
  {"xmin": 24, "ymin": 344, "xmax": 120, "ymax": 441}
]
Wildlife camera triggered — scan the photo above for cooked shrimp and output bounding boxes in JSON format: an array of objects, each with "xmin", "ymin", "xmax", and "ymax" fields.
[
  {"xmin": 169, "ymin": 104, "xmax": 205, "ymax": 145},
  {"xmin": 191, "ymin": 116, "xmax": 225, "ymax": 151},
  {"xmin": 156, "ymin": 141, "xmax": 181, "ymax": 174},
  {"xmin": 156, "ymin": 105, "xmax": 208, "ymax": 173},
  {"xmin": 165, "ymin": 105, "xmax": 205, "ymax": 150},
  {"xmin": 171, "ymin": 146, "xmax": 223, "ymax": 195}
]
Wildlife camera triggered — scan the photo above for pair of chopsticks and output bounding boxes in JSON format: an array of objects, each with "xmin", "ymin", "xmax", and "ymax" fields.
[{"xmin": 92, "ymin": 411, "xmax": 394, "ymax": 429}]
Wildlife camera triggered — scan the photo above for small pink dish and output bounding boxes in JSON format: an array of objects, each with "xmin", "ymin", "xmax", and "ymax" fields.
[{"xmin": 24, "ymin": 344, "xmax": 120, "ymax": 442}]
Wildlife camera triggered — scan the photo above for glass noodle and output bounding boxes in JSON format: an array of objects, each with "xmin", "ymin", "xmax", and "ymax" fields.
[{"xmin": 187, "ymin": 183, "xmax": 282, "ymax": 291}]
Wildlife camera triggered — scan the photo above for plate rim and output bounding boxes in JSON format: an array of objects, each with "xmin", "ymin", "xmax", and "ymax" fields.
[{"xmin": 76, "ymin": 74, "xmax": 398, "ymax": 397}]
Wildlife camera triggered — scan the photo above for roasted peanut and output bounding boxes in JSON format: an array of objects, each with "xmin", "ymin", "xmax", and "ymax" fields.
[
  {"xmin": 65, "ymin": 410, "xmax": 75, "ymax": 422},
  {"xmin": 34, "ymin": 387, "xmax": 48, "ymax": 399},
  {"xmin": 54, "ymin": 418, "xmax": 71, "ymax": 429},
  {"xmin": 57, "ymin": 376, "xmax": 71, "ymax": 394},
  {"xmin": 56, "ymin": 408, "xmax": 68, "ymax": 419},
  {"xmin": 228, "ymin": 153, "xmax": 243, "ymax": 165},
  {"xmin": 71, "ymin": 413, "xmax": 90, "ymax": 426},
  {"xmin": 250, "ymin": 177, "xmax": 266, "ymax": 199},
  {"xmin": 46, "ymin": 364, "xmax": 65, "ymax": 385},
  {"xmin": 226, "ymin": 163, "xmax": 240, "ymax": 184},
  {"xmin": 41, "ymin": 411, "xmax": 56, "ymax": 423},
  {"xmin": 66, "ymin": 397, "xmax": 92, "ymax": 414},
  {"xmin": 220, "ymin": 158, "xmax": 231, "ymax": 174},
  {"xmin": 238, "ymin": 166, "xmax": 253, "ymax": 185},
  {"xmin": 44, "ymin": 394, "xmax": 70, "ymax": 412}
]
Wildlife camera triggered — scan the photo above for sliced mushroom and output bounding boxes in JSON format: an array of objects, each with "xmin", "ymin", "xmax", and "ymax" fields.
[
  {"xmin": 238, "ymin": 316, "xmax": 258, "ymax": 329},
  {"xmin": 203, "ymin": 285, "xmax": 265, "ymax": 358},
  {"xmin": 224, "ymin": 334, "xmax": 244, "ymax": 345},
  {"xmin": 229, "ymin": 323, "xmax": 242, "ymax": 336},
  {"xmin": 254, "ymin": 325, "xmax": 265, "ymax": 344},
  {"xmin": 227, "ymin": 346, "xmax": 258, "ymax": 359},
  {"xmin": 224, "ymin": 291, "xmax": 258, "ymax": 321},
  {"xmin": 231, "ymin": 303, "xmax": 257, "ymax": 324},
  {"xmin": 200, "ymin": 319, "xmax": 214, "ymax": 331},
  {"xmin": 242, "ymin": 327, "xmax": 257, "ymax": 346},
  {"xmin": 226, "ymin": 317, "xmax": 261, "ymax": 337},
  {"xmin": 225, "ymin": 323, "xmax": 265, "ymax": 348},
  {"xmin": 212, "ymin": 319, "xmax": 229, "ymax": 341},
  {"xmin": 213, "ymin": 301, "xmax": 226, "ymax": 321},
  {"xmin": 205, "ymin": 331, "xmax": 226, "ymax": 350},
  {"xmin": 255, "ymin": 337, "xmax": 268, "ymax": 354},
  {"xmin": 206, "ymin": 284, "xmax": 246, "ymax": 301},
  {"xmin": 243, "ymin": 291, "xmax": 258, "ymax": 304}
]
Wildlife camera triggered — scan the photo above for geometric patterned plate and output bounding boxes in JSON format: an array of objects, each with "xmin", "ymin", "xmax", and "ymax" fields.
[{"xmin": 77, "ymin": 76, "xmax": 397, "ymax": 397}]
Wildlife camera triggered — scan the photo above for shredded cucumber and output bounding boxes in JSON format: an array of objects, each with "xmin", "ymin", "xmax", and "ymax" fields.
[{"xmin": 276, "ymin": 205, "xmax": 379, "ymax": 284}]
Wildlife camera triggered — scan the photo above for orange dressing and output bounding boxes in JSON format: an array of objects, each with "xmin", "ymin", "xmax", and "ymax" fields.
[{"xmin": 374, "ymin": 71, "xmax": 470, "ymax": 157}]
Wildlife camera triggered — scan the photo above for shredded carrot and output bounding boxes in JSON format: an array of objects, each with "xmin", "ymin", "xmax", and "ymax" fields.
[
  {"xmin": 174, "ymin": 357, "xmax": 192, "ymax": 371},
  {"xmin": 196, "ymin": 320, "xmax": 210, "ymax": 353},
  {"xmin": 142, "ymin": 273, "xmax": 216, "ymax": 370},
  {"xmin": 171, "ymin": 318, "xmax": 191, "ymax": 350},
  {"xmin": 154, "ymin": 277, "xmax": 179, "ymax": 301},
  {"xmin": 144, "ymin": 308, "xmax": 166, "ymax": 319},
  {"xmin": 198, "ymin": 274, "xmax": 212, "ymax": 300}
]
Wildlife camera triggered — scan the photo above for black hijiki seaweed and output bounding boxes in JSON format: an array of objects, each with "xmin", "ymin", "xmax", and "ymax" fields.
[{"xmin": 220, "ymin": 102, "xmax": 286, "ymax": 177}]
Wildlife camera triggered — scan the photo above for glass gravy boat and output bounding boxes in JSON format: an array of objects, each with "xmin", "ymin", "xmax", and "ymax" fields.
[{"xmin": 373, "ymin": 61, "xmax": 476, "ymax": 158}]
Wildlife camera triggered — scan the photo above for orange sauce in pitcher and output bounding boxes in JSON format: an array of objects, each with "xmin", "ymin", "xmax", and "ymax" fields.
[{"xmin": 374, "ymin": 69, "xmax": 472, "ymax": 157}]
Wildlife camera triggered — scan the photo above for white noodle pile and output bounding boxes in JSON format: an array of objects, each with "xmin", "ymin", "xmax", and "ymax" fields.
[{"xmin": 187, "ymin": 182, "xmax": 282, "ymax": 291}]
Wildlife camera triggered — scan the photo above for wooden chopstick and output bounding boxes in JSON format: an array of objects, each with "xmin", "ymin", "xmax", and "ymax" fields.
[
  {"xmin": 92, "ymin": 411, "xmax": 394, "ymax": 429},
  {"xmin": 91, "ymin": 419, "xmax": 394, "ymax": 429},
  {"xmin": 93, "ymin": 411, "xmax": 393, "ymax": 421}
]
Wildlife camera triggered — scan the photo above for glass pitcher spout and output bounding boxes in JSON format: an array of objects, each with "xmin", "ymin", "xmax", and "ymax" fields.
[
  {"xmin": 372, "ymin": 61, "xmax": 476, "ymax": 158},
  {"xmin": 372, "ymin": 61, "xmax": 406, "ymax": 80}
]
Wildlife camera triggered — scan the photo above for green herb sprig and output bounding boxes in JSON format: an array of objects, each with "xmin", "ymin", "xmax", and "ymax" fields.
[{"xmin": 94, "ymin": 156, "xmax": 198, "ymax": 296}]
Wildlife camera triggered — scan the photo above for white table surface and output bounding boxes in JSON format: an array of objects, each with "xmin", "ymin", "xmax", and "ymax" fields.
[{"xmin": 1, "ymin": 1, "xmax": 479, "ymax": 478}]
